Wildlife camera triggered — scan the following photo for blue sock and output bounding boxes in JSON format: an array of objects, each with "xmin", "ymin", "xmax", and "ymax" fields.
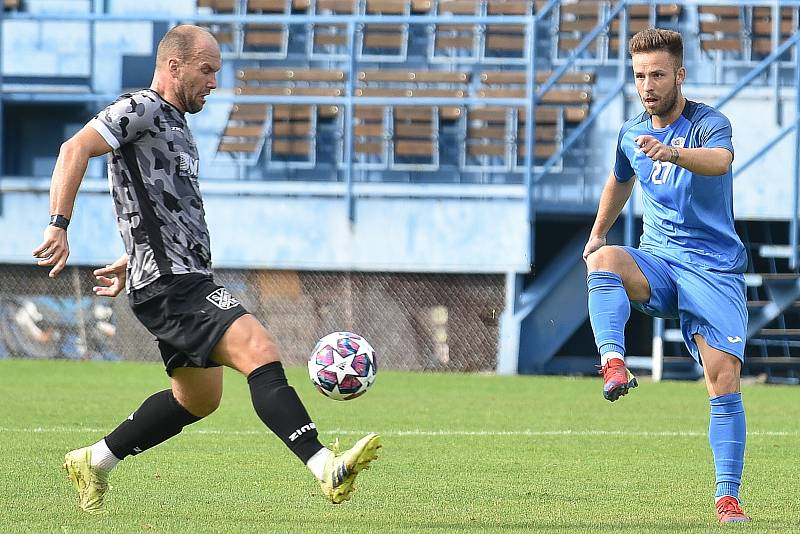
[
  {"xmin": 587, "ymin": 271, "xmax": 629, "ymax": 356},
  {"xmin": 709, "ymin": 392, "xmax": 746, "ymax": 501}
]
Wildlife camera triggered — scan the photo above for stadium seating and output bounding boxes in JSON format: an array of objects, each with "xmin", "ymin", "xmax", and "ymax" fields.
[
  {"xmin": 355, "ymin": 69, "xmax": 467, "ymax": 169},
  {"xmin": 309, "ymin": 0, "xmax": 356, "ymax": 59},
  {"xmin": 3, "ymin": 0, "xmax": 800, "ymax": 374},
  {"xmin": 230, "ymin": 67, "xmax": 346, "ymax": 165},
  {"xmin": 698, "ymin": 5, "xmax": 744, "ymax": 58},
  {"xmin": 607, "ymin": 3, "xmax": 681, "ymax": 55},
  {"xmin": 556, "ymin": 1, "xmax": 681, "ymax": 62},
  {"xmin": 224, "ymin": 62, "xmax": 593, "ymax": 172},
  {"xmin": 431, "ymin": 0, "xmax": 480, "ymax": 63},
  {"xmin": 361, "ymin": 0, "xmax": 412, "ymax": 61},
  {"xmin": 751, "ymin": 5, "xmax": 798, "ymax": 59},
  {"xmin": 484, "ymin": 2, "xmax": 532, "ymax": 62},
  {"xmin": 197, "ymin": 0, "xmax": 237, "ymax": 52},
  {"xmin": 556, "ymin": 1, "xmax": 604, "ymax": 59},
  {"xmin": 466, "ymin": 70, "xmax": 592, "ymax": 170},
  {"xmin": 218, "ymin": 103, "xmax": 269, "ymax": 160}
]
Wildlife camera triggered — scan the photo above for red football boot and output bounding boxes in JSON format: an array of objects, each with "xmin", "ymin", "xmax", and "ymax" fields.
[
  {"xmin": 599, "ymin": 358, "xmax": 638, "ymax": 402},
  {"xmin": 716, "ymin": 496, "xmax": 751, "ymax": 524}
]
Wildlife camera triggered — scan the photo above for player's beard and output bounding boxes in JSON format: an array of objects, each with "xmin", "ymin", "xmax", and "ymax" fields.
[
  {"xmin": 177, "ymin": 85, "xmax": 204, "ymax": 114},
  {"xmin": 642, "ymin": 82, "xmax": 679, "ymax": 119},
  {"xmin": 185, "ymin": 93, "xmax": 204, "ymax": 114}
]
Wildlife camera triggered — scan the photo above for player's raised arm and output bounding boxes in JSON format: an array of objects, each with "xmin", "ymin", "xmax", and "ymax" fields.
[
  {"xmin": 32, "ymin": 126, "xmax": 114, "ymax": 278},
  {"xmin": 583, "ymin": 170, "xmax": 637, "ymax": 261},
  {"xmin": 634, "ymin": 134, "xmax": 732, "ymax": 176}
]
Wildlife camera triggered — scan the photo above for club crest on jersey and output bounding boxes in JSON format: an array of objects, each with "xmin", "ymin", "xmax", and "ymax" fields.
[
  {"xmin": 179, "ymin": 152, "xmax": 199, "ymax": 177},
  {"xmin": 671, "ymin": 137, "xmax": 686, "ymax": 148},
  {"xmin": 206, "ymin": 288, "xmax": 240, "ymax": 310}
]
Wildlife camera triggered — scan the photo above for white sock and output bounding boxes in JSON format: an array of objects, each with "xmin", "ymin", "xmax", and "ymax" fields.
[
  {"xmin": 601, "ymin": 351, "xmax": 625, "ymax": 366},
  {"xmin": 306, "ymin": 447, "xmax": 332, "ymax": 481},
  {"xmin": 90, "ymin": 439, "xmax": 121, "ymax": 472}
]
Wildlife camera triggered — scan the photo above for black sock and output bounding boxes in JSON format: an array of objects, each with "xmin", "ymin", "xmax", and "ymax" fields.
[
  {"xmin": 248, "ymin": 361, "xmax": 324, "ymax": 464},
  {"xmin": 104, "ymin": 389, "xmax": 202, "ymax": 459}
]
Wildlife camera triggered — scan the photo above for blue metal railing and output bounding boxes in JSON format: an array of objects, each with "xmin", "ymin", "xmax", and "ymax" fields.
[{"xmin": 716, "ymin": 28, "xmax": 800, "ymax": 269}]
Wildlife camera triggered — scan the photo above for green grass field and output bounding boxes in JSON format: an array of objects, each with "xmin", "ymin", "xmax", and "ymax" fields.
[{"xmin": 1, "ymin": 359, "xmax": 799, "ymax": 533}]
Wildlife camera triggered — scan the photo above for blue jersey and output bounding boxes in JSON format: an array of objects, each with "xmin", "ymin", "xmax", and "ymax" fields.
[{"xmin": 614, "ymin": 100, "xmax": 746, "ymax": 273}]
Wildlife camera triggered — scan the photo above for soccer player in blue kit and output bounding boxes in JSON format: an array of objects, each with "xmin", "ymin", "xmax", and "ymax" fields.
[{"xmin": 582, "ymin": 29, "xmax": 750, "ymax": 524}]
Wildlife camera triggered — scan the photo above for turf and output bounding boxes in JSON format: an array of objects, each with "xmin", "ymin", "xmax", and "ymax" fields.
[{"xmin": 1, "ymin": 359, "xmax": 798, "ymax": 533}]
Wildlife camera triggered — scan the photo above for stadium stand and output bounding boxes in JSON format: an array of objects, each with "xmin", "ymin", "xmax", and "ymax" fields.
[
  {"xmin": 483, "ymin": 2, "xmax": 532, "ymax": 63},
  {"xmin": 218, "ymin": 103, "xmax": 269, "ymax": 160},
  {"xmin": 309, "ymin": 0, "xmax": 358, "ymax": 59},
  {"xmin": 351, "ymin": 105, "xmax": 389, "ymax": 168},
  {"xmin": 466, "ymin": 70, "xmax": 592, "ymax": 170},
  {"xmin": 751, "ymin": 5, "xmax": 799, "ymax": 59},
  {"xmin": 431, "ymin": 0, "xmax": 480, "ymax": 63},
  {"xmin": 3, "ymin": 0, "xmax": 800, "ymax": 379},
  {"xmin": 357, "ymin": 69, "xmax": 468, "ymax": 169},
  {"xmin": 233, "ymin": 67, "xmax": 346, "ymax": 165},
  {"xmin": 607, "ymin": 3, "xmax": 681, "ymax": 55},
  {"xmin": 361, "ymin": 0, "xmax": 412, "ymax": 61},
  {"xmin": 556, "ymin": 1, "xmax": 605, "ymax": 60},
  {"xmin": 698, "ymin": 5, "xmax": 744, "ymax": 58},
  {"xmin": 556, "ymin": 1, "xmax": 681, "ymax": 62},
  {"xmin": 197, "ymin": 0, "xmax": 239, "ymax": 57}
]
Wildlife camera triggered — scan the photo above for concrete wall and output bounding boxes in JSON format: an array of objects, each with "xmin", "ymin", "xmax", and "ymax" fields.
[{"xmin": 0, "ymin": 182, "xmax": 530, "ymax": 272}]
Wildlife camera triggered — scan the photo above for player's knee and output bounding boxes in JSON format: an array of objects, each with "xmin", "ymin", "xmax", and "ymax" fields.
[
  {"xmin": 235, "ymin": 327, "xmax": 281, "ymax": 372},
  {"xmin": 172, "ymin": 387, "xmax": 222, "ymax": 417},
  {"xmin": 175, "ymin": 389, "xmax": 222, "ymax": 418},
  {"xmin": 586, "ymin": 246, "xmax": 624, "ymax": 274},
  {"xmin": 706, "ymin": 360, "xmax": 741, "ymax": 395}
]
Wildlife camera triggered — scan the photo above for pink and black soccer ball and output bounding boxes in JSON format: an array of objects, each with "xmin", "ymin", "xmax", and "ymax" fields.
[{"xmin": 308, "ymin": 331, "xmax": 377, "ymax": 401}]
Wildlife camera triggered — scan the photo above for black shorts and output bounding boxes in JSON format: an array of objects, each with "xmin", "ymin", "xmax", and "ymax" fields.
[{"xmin": 129, "ymin": 273, "xmax": 249, "ymax": 376}]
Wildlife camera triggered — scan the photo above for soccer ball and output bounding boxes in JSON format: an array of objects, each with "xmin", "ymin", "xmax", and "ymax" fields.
[{"xmin": 308, "ymin": 332, "xmax": 377, "ymax": 401}]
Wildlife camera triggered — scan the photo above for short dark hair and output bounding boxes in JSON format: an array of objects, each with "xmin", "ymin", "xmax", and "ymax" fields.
[
  {"xmin": 156, "ymin": 25, "xmax": 215, "ymax": 67},
  {"xmin": 628, "ymin": 28, "xmax": 683, "ymax": 69}
]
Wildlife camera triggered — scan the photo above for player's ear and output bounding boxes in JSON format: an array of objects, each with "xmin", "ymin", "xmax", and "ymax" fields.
[
  {"xmin": 167, "ymin": 57, "xmax": 180, "ymax": 77},
  {"xmin": 676, "ymin": 66, "xmax": 686, "ymax": 86}
]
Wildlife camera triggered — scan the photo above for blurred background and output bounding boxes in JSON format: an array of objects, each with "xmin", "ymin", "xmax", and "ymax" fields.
[{"xmin": 0, "ymin": 0, "xmax": 798, "ymax": 383}]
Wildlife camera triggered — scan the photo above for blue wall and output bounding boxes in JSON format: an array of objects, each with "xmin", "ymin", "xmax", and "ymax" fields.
[{"xmin": 0, "ymin": 180, "xmax": 530, "ymax": 272}]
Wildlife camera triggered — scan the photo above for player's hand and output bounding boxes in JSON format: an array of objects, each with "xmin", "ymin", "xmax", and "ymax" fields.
[
  {"xmin": 634, "ymin": 135, "xmax": 673, "ymax": 162},
  {"xmin": 583, "ymin": 235, "xmax": 606, "ymax": 262},
  {"xmin": 93, "ymin": 257, "xmax": 128, "ymax": 298},
  {"xmin": 32, "ymin": 225, "xmax": 70, "ymax": 278}
]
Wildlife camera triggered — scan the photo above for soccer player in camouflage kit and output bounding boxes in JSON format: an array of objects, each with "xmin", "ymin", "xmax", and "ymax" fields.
[{"xmin": 33, "ymin": 24, "xmax": 381, "ymax": 514}]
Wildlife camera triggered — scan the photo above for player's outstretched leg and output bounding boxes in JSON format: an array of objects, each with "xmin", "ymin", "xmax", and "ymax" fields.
[
  {"xmin": 599, "ymin": 358, "xmax": 638, "ymax": 402},
  {"xmin": 319, "ymin": 433, "xmax": 382, "ymax": 504},
  {"xmin": 63, "ymin": 447, "xmax": 110, "ymax": 514},
  {"xmin": 63, "ymin": 389, "xmax": 205, "ymax": 513}
]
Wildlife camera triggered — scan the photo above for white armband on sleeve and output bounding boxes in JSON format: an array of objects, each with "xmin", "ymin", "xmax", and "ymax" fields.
[{"xmin": 89, "ymin": 118, "xmax": 121, "ymax": 150}]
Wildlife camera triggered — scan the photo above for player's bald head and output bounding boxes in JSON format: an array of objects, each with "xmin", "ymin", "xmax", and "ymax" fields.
[{"xmin": 156, "ymin": 25, "xmax": 218, "ymax": 68}]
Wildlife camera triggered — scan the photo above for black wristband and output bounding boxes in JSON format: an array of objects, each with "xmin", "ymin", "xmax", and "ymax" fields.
[{"xmin": 49, "ymin": 214, "xmax": 70, "ymax": 230}]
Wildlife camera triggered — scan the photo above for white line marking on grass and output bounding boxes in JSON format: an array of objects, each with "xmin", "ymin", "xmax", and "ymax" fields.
[{"xmin": 0, "ymin": 427, "xmax": 797, "ymax": 438}]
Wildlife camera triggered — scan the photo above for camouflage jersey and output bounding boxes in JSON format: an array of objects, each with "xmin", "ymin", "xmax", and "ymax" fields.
[{"xmin": 89, "ymin": 89, "xmax": 212, "ymax": 292}]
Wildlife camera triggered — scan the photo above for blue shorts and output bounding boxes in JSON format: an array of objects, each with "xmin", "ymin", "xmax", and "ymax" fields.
[{"xmin": 621, "ymin": 246, "xmax": 747, "ymax": 364}]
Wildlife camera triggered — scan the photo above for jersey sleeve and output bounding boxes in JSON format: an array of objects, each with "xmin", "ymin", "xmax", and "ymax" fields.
[
  {"xmin": 89, "ymin": 92, "xmax": 162, "ymax": 150},
  {"xmin": 697, "ymin": 110, "xmax": 734, "ymax": 155},
  {"xmin": 613, "ymin": 127, "xmax": 635, "ymax": 182}
]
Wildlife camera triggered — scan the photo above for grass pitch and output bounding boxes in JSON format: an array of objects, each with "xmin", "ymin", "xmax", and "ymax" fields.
[{"xmin": 1, "ymin": 358, "xmax": 798, "ymax": 533}]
